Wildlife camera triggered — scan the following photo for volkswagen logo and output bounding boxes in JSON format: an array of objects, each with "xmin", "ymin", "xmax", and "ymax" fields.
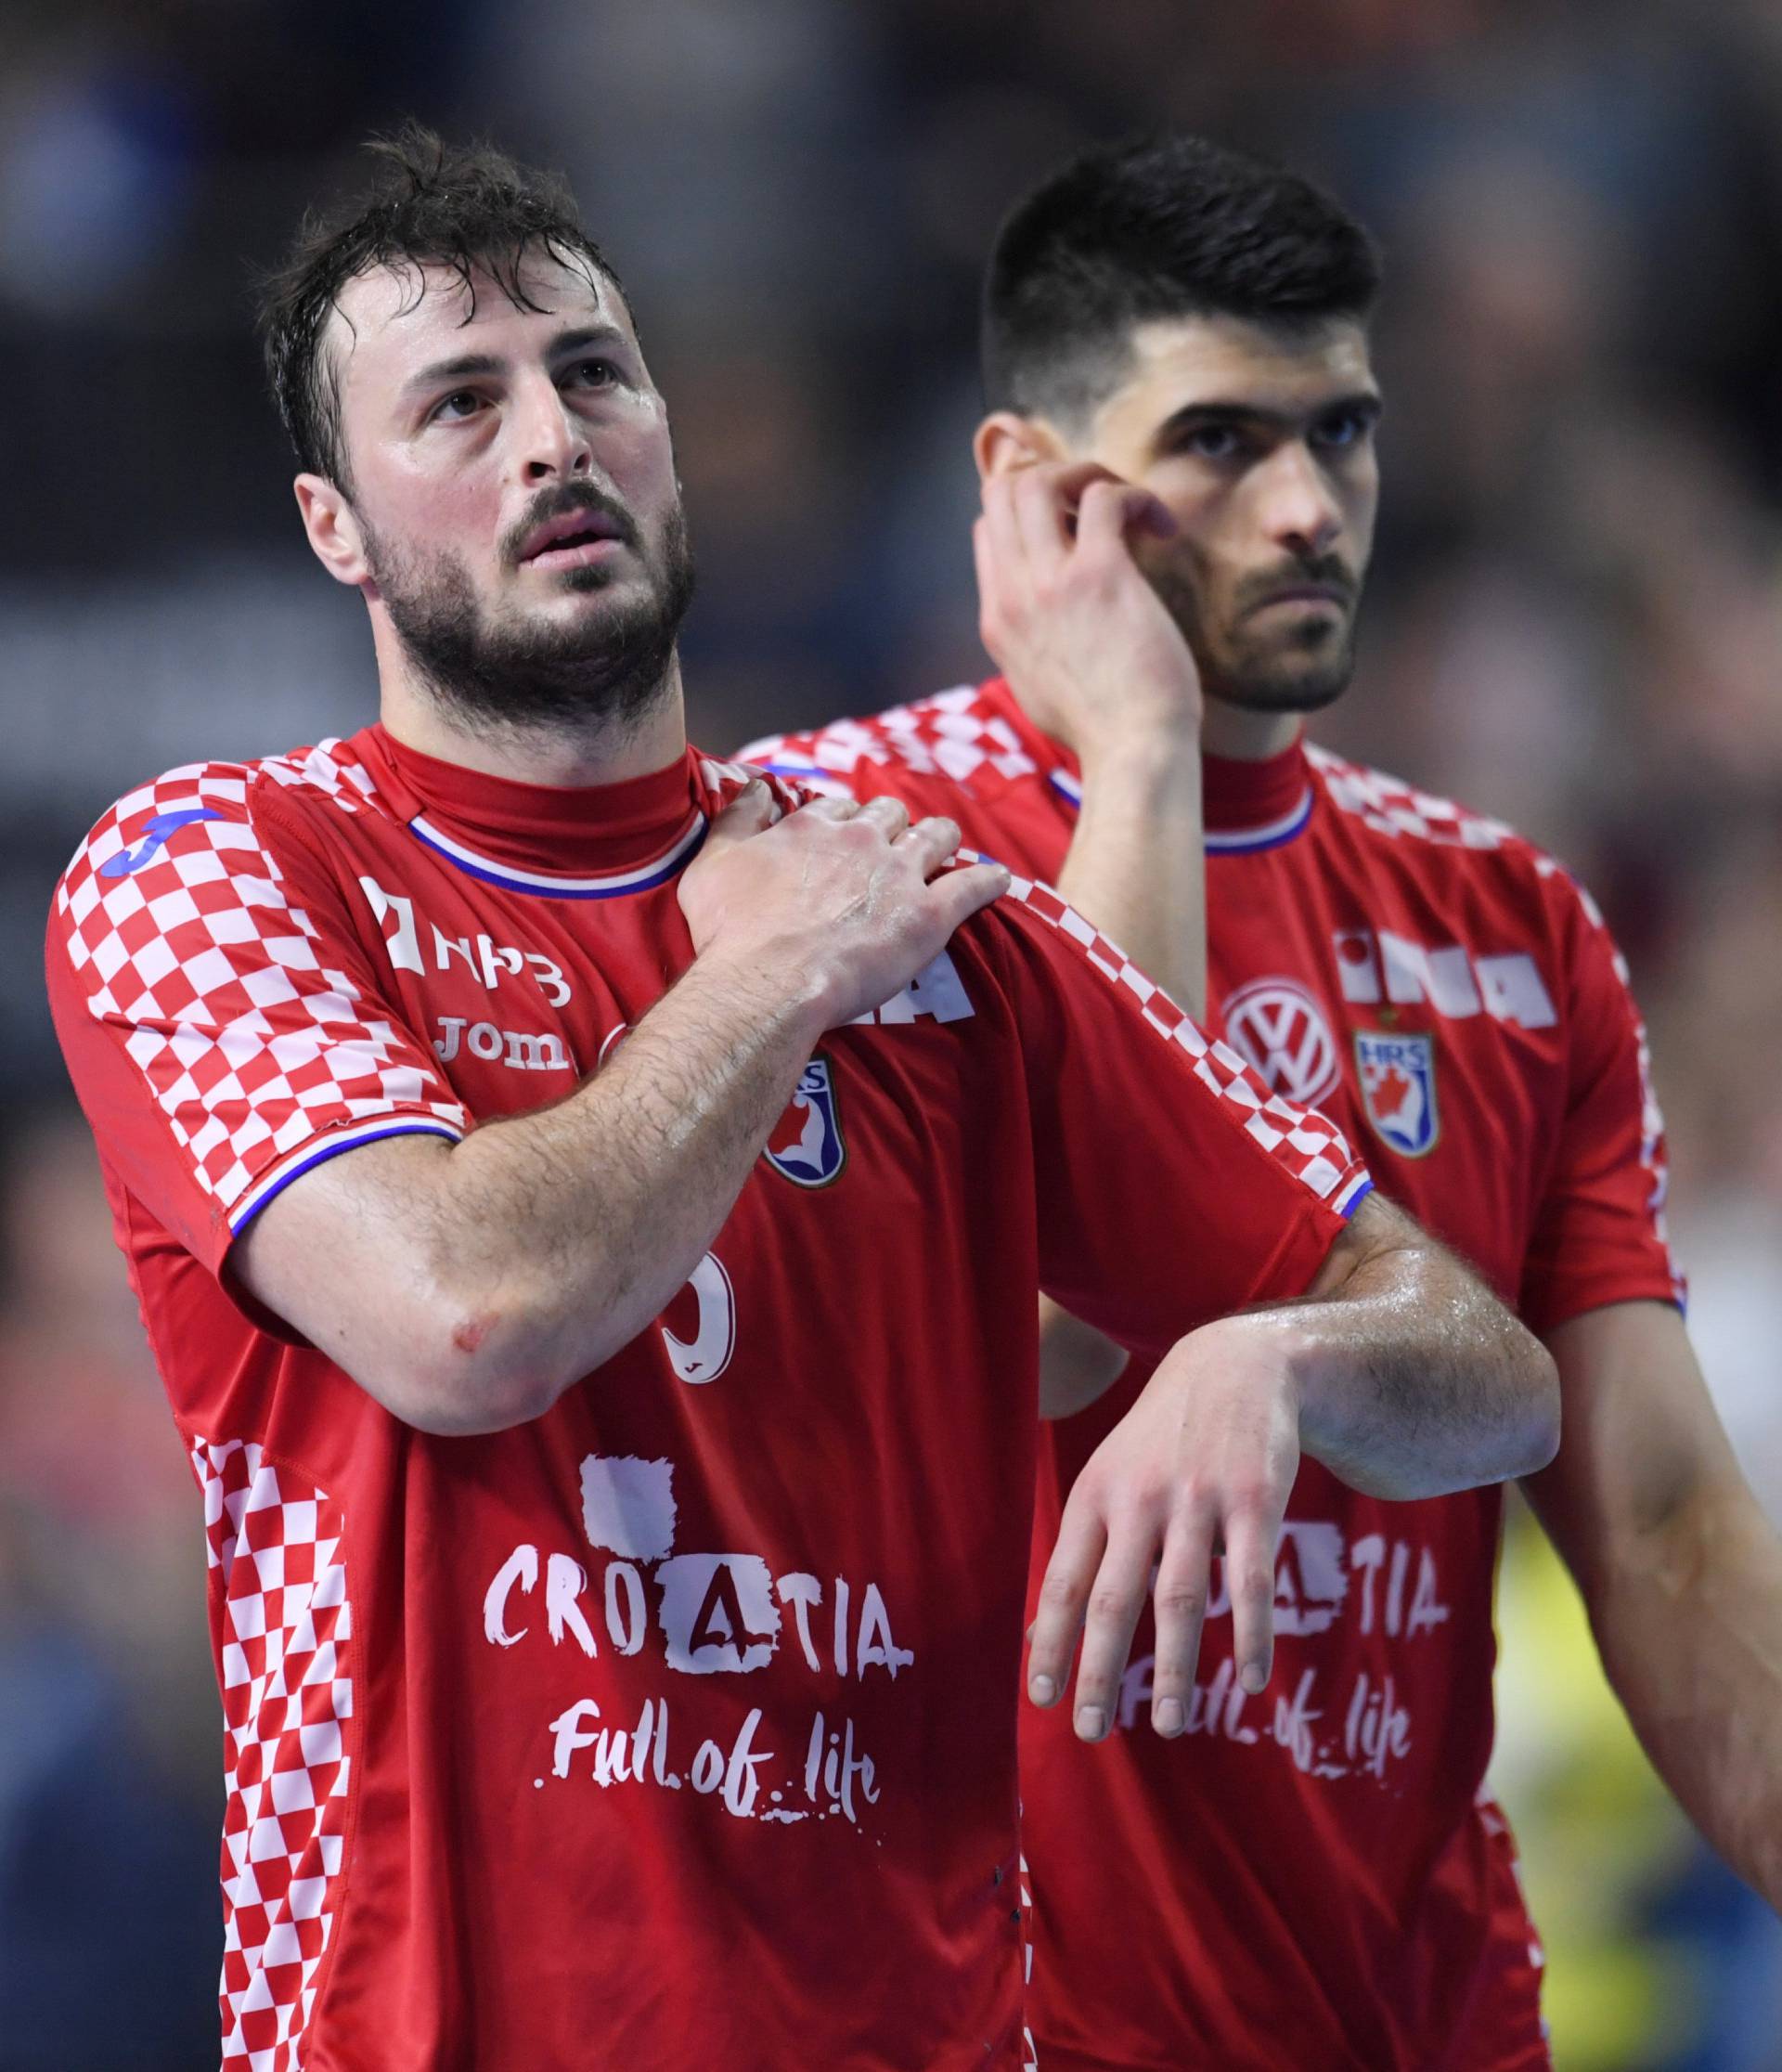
[{"xmin": 1221, "ymin": 977, "xmax": 1341, "ymax": 1106}]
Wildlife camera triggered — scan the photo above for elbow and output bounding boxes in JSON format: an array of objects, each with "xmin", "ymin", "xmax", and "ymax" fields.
[
  {"xmin": 1505, "ymin": 1330, "xmax": 1562, "ymax": 1481},
  {"xmin": 1352, "ymin": 1327, "xmax": 1561, "ymax": 1502},
  {"xmin": 354, "ymin": 1283, "xmax": 571, "ymax": 1436},
  {"xmin": 1417, "ymin": 1327, "xmax": 1559, "ymax": 1496}
]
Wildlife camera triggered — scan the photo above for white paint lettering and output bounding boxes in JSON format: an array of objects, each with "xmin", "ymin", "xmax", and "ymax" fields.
[
  {"xmin": 1350, "ymin": 1533, "xmax": 1387, "ymax": 1635},
  {"xmin": 777, "ymin": 1572, "xmax": 824, "ymax": 1672},
  {"xmin": 548, "ymin": 1698, "xmax": 601, "ymax": 1778},
  {"xmin": 833, "ymin": 1576, "xmax": 850, "ymax": 1678},
  {"xmin": 854, "ymin": 1581, "xmax": 914, "ymax": 1679},
  {"xmin": 545, "ymin": 1553, "xmax": 599, "ymax": 1657},
  {"xmin": 580, "ymin": 1454, "xmax": 677, "ymax": 1562},
  {"xmin": 1406, "ymin": 1548, "xmax": 1452, "ymax": 1637},
  {"xmin": 1385, "ymin": 1540, "xmax": 1410, "ymax": 1637},
  {"xmin": 604, "ymin": 1560, "xmax": 647, "ymax": 1654},
  {"xmin": 484, "ymin": 1543, "xmax": 538, "ymax": 1647}
]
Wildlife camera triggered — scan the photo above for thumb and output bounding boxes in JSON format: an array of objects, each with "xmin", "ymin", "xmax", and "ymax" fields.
[{"xmin": 702, "ymin": 776, "xmax": 779, "ymax": 854}]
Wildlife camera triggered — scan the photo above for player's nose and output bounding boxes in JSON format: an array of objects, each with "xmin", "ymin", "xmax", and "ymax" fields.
[
  {"xmin": 515, "ymin": 375, "xmax": 593, "ymax": 484},
  {"xmin": 1259, "ymin": 443, "xmax": 1342, "ymax": 557}
]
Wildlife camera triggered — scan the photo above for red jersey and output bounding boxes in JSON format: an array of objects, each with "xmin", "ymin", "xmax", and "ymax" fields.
[
  {"xmin": 745, "ymin": 680, "xmax": 1684, "ymax": 2072},
  {"xmin": 46, "ymin": 722, "xmax": 1371, "ymax": 2072}
]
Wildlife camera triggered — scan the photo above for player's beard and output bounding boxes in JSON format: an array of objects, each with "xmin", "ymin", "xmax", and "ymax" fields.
[
  {"xmin": 1148, "ymin": 550, "xmax": 1361, "ymax": 715},
  {"xmin": 362, "ymin": 487, "xmax": 696, "ymax": 742}
]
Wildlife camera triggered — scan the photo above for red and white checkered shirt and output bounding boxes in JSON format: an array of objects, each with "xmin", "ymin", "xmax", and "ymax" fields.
[{"xmin": 48, "ymin": 720, "xmax": 1367, "ymax": 2072}]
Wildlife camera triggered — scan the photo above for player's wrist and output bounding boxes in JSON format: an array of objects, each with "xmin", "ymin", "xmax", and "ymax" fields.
[
  {"xmin": 1075, "ymin": 722, "xmax": 1204, "ymax": 800},
  {"xmin": 1180, "ymin": 1308, "xmax": 1315, "ymax": 1430},
  {"xmin": 683, "ymin": 938, "xmax": 837, "ymax": 1050}
]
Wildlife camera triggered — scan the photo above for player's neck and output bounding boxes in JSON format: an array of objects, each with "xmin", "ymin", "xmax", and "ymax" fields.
[
  {"xmin": 375, "ymin": 654, "xmax": 690, "ymax": 789},
  {"xmin": 1200, "ymin": 699, "xmax": 1305, "ymax": 764}
]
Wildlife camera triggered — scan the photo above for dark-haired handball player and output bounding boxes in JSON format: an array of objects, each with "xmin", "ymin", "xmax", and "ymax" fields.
[
  {"xmin": 747, "ymin": 132, "xmax": 1782, "ymax": 2072},
  {"xmin": 44, "ymin": 129, "xmax": 1558, "ymax": 2071}
]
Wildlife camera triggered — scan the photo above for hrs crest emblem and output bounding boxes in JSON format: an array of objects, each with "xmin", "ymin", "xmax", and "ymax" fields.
[
  {"xmin": 1356, "ymin": 1030, "xmax": 1440, "ymax": 1157},
  {"xmin": 765, "ymin": 1057, "xmax": 847, "ymax": 1187},
  {"xmin": 1221, "ymin": 978, "xmax": 1341, "ymax": 1107}
]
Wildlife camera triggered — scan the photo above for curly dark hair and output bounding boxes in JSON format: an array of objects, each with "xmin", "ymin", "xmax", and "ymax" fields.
[
  {"xmin": 257, "ymin": 123, "xmax": 626, "ymax": 490},
  {"xmin": 983, "ymin": 131, "xmax": 1381, "ymax": 426}
]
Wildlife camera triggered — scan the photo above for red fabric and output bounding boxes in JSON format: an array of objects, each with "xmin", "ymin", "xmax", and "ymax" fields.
[
  {"xmin": 746, "ymin": 680, "xmax": 1684, "ymax": 2072},
  {"xmin": 46, "ymin": 726, "xmax": 1362, "ymax": 2072}
]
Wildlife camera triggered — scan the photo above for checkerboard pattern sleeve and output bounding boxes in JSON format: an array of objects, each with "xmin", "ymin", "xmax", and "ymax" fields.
[
  {"xmin": 49, "ymin": 763, "xmax": 468, "ymax": 1265},
  {"xmin": 192, "ymin": 1437, "xmax": 355, "ymax": 2070},
  {"xmin": 1002, "ymin": 869, "xmax": 1372, "ymax": 1215},
  {"xmin": 742, "ymin": 682, "xmax": 1039, "ymax": 795},
  {"xmin": 976, "ymin": 864, "xmax": 1371, "ymax": 1362}
]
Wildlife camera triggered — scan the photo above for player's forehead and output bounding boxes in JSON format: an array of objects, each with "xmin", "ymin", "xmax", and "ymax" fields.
[
  {"xmin": 325, "ymin": 249, "xmax": 637, "ymax": 414},
  {"xmin": 1095, "ymin": 312, "xmax": 1375, "ymax": 444}
]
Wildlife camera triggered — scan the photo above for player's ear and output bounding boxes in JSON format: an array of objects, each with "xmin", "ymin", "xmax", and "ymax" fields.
[
  {"xmin": 294, "ymin": 473, "xmax": 372, "ymax": 589},
  {"xmin": 974, "ymin": 411, "xmax": 1068, "ymax": 485}
]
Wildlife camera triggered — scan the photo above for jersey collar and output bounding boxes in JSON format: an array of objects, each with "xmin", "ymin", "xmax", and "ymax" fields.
[
  {"xmin": 977, "ymin": 677, "xmax": 1315, "ymax": 855},
  {"xmin": 351, "ymin": 724, "xmax": 711, "ymax": 899}
]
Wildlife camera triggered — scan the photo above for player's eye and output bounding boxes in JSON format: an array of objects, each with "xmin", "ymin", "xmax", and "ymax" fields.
[
  {"xmin": 431, "ymin": 389, "xmax": 484, "ymax": 423},
  {"xmin": 1182, "ymin": 423, "xmax": 1244, "ymax": 460},
  {"xmin": 565, "ymin": 357, "xmax": 620, "ymax": 391},
  {"xmin": 1311, "ymin": 408, "xmax": 1375, "ymax": 452}
]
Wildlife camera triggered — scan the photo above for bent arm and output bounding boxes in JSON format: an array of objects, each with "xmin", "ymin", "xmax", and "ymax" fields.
[
  {"xmin": 1523, "ymin": 1300, "xmax": 1782, "ymax": 1908},
  {"xmin": 1033, "ymin": 737, "xmax": 1205, "ymax": 1415},
  {"xmin": 1262, "ymin": 1188, "xmax": 1560, "ymax": 1498},
  {"xmin": 236, "ymin": 952, "xmax": 830, "ymax": 1434},
  {"xmin": 236, "ymin": 788, "xmax": 1006, "ymax": 1435},
  {"xmin": 1031, "ymin": 1190, "xmax": 1558, "ymax": 1736}
]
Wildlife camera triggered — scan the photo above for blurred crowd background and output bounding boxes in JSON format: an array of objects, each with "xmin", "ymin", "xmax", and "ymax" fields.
[{"xmin": 5, "ymin": 1, "xmax": 1782, "ymax": 2065}]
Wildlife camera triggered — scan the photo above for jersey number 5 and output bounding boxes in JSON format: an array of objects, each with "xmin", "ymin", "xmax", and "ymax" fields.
[{"xmin": 661, "ymin": 1252, "xmax": 736, "ymax": 1384}]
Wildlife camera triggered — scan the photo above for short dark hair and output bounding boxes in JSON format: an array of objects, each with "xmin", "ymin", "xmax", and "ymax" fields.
[
  {"xmin": 982, "ymin": 132, "xmax": 1382, "ymax": 425},
  {"xmin": 257, "ymin": 123, "xmax": 626, "ymax": 489}
]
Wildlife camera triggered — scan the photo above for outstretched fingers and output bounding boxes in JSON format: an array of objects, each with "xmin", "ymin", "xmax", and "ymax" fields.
[
  {"xmin": 1028, "ymin": 1491, "xmax": 1164, "ymax": 1742},
  {"xmin": 1221, "ymin": 1495, "xmax": 1285, "ymax": 1698},
  {"xmin": 1147, "ymin": 1501, "xmax": 1218, "ymax": 1738}
]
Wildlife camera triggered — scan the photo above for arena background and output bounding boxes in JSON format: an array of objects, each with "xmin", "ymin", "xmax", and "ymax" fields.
[{"xmin": 6, "ymin": 2, "xmax": 1782, "ymax": 2065}]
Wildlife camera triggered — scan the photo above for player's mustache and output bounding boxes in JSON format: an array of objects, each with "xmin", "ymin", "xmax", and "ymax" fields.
[
  {"xmin": 501, "ymin": 484, "xmax": 641, "ymax": 565},
  {"xmin": 1234, "ymin": 555, "xmax": 1356, "ymax": 613}
]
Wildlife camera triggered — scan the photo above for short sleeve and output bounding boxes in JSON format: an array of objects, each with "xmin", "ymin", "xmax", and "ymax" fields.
[
  {"xmin": 1517, "ymin": 871, "xmax": 1685, "ymax": 1336},
  {"xmin": 46, "ymin": 763, "xmax": 469, "ymax": 1277},
  {"xmin": 738, "ymin": 726, "xmax": 958, "ymax": 815},
  {"xmin": 977, "ymin": 872, "xmax": 1373, "ymax": 1362}
]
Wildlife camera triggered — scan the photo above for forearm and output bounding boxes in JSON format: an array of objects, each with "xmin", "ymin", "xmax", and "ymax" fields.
[
  {"xmin": 1039, "ymin": 737, "xmax": 1203, "ymax": 1408},
  {"xmin": 1583, "ymin": 1483, "xmax": 1782, "ymax": 1907},
  {"xmin": 1244, "ymin": 1214, "xmax": 1559, "ymax": 1498},
  {"xmin": 300, "ymin": 952, "xmax": 829, "ymax": 1431},
  {"xmin": 432, "ymin": 953, "xmax": 826, "ymax": 1407},
  {"xmin": 1054, "ymin": 735, "xmax": 1205, "ymax": 1017}
]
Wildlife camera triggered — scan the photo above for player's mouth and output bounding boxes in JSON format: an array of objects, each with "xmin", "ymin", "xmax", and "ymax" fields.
[
  {"xmin": 1250, "ymin": 584, "xmax": 1348, "ymax": 615},
  {"xmin": 516, "ymin": 508, "xmax": 629, "ymax": 571}
]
